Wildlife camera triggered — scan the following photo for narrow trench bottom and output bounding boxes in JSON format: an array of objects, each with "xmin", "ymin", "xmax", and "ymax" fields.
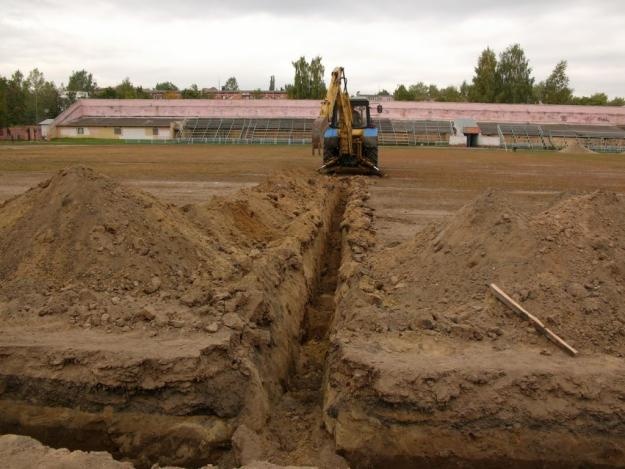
[{"xmin": 260, "ymin": 188, "xmax": 348, "ymax": 468}]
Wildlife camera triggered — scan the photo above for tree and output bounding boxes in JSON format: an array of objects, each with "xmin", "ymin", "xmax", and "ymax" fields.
[
  {"xmin": 541, "ymin": 60, "xmax": 573, "ymax": 104},
  {"xmin": 115, "ymin": 78, "xmax": 138, "ymax": 99},
  {"xmin": 0, "ymin": 76, "xmax": 9, "ymax": 127},
  {"xmin": 181, "ymin": 84, "xmax": 202, "ymax": 99},
  {"xmin": 468, "ymin": 47, "xmax": 498, "ymax": 102},
  {"xmin": 393, "ymin": 84, "xmax": 412, "ymax": 101},
  {"xmin": 269, "ymin": 75, "xmax": 276, "ymax": 91},
  {"xmin": 95, "ymin": 87, "xmax": 117, "ymax": 98},
  {"xmin": 408, "ymin": 82, "xmax": 430, "ymax": 101},
  {"xmin": 378, "ymin": 89, "xmax": 391, "ymax": 96},
  {"xmin": 223, "ymin": 77, "xmax": 239, "ymax": 91},
  {"xmin": 34, "ymin": 80, "xmax": 62, "ymax": 121},
  {"xmin": 436, "ymin": 86, "xmax": 464, "ymax": 102},
  {"xmin": 26, "ymin": 68, "xmax": 45, "ymax": 123},
  {"xmin": 495, "ymin": 44, "xmax": 535, "ymax": 103},
  {"xmin": 609, "ymin": 97, "xmax": 625, "ymax": 106},
  {"xmin": 6, "ymin": 71, "xmax": 28, "ymax": 125},
  {"xmin": 288, "ymin": 57, "xmax": 310, "ymax": 99},
  {"xmin": 460, "ymin": 81, "xmax": 471, "ymax": 101},
  {"xmin": 67, "ymin": 70, "xmax": 96, "ymax": 93},
  {"xmin": 155, "ymin": 81, "xmax": 178, "ymax": 91},
  {"xmin": 571, "ymin": 93, "xmax": 609, "ymax": 106},
  {"xmin": 309, "ymin": 56, "xmax": 326, "ymax": 99}
]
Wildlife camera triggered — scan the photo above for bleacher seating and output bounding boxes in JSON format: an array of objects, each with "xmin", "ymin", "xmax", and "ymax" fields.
[
  {"xmin": 180, "ymin": 118, "xmax": 454, "ymax": 146},
  {"xmin": 479, "ymin": 122, "xmax": 625, "ymax": 152}
]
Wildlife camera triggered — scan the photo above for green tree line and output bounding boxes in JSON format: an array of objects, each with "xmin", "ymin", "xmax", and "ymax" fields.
[
  {"xmin": 393, "ymin": 44, "xmax": 625, "ymax": 106},
  {"xmin": 0, "ymin": 69, "xmax": 221, "ymax": 126},
  {"xmin": 2, "ymin": 50, "xmax": 623, "ymax": 126}
]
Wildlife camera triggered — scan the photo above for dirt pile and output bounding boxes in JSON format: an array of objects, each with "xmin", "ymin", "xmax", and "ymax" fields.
[
  {"xmin": 0, "ymin": 166, "xmax": 345, "ymax": 467},
  {"xmin": 0, "ymin": 167, "xmax": 327, "ymax": 335},
  {"xmin": 0, "ymin": 166, "xmax": 238, "ymax": 322},
  {"xmin": 324, "ymin": 188, "xmax": 625, "ymax": 467},
  {"xmin": 358, "ymin": 190, "xmax": 625, "ymax": 355}
]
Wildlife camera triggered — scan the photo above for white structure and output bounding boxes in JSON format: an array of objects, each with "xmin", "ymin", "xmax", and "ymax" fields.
[{"xmin": 38, "ymin": 119, "xmax": 54, "ymax": 139}]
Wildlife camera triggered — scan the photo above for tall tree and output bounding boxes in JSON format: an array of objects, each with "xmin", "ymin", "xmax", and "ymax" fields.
[
  {"xmin": 495, "ymin": 44, "xmax": 535, "ymax": 103},
  {"xmin": 223, "ymin": 77, "xmax": 239, "ymax": 91},
  {"xmin": 0, "ymin": 76, "xmax": 9, "ymax": 127},
  {"xmin": 468, "ymin": 47, "xmax": 498, "ymax": 102},
  {"xmin": 459, "ymin": 80, "xmax": 471, "ymax": 101},
  {"xmin": 6, "ymin": 71, "xmax": 28, "ymax": 125},
  {"xmin": 541, "ymin": 60, "xmax": 573, "ymax": 104},
  {"xmin": 309, "ymin": 56, "xmax": 326, "ymax": 99},
  {"xmin": 154, "ymin": 81, "xmax": 178, "ymax": 91},
  {"xmin": 269, "ymin": 75, "xmax": 276, "ymax": 91},
  {"xmin": 288, "ymin": 57, "xmax": 310, "ymax": 99},
  {"xmin": 67, "ymin": 69, "xmax": 96, "ymax": 92},
  {"xmin": 26, "ymin": 68, "xmax": 46, "ymax": 123}
]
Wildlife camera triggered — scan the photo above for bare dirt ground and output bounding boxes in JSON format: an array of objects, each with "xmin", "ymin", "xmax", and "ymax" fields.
[
  {"xmin": 3, "ymin": 143, "xmax": 625, "ymax": 215},
  {"xmin": 1, "ymin": 143, "xmax": 625, "ymax": 468}
]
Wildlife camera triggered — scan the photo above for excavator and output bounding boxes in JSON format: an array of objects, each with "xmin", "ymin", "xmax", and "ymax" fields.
[{"xmin": 312, "ymin": 67, "xmax": 382, "ymax": 176}]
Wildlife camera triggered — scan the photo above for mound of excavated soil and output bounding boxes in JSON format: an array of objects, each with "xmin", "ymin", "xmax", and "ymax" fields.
[
  {"xmin": 362, "ymin": 190, "xmax": 625, "ymax": 356},
  {"xmin": 324, "ymin": 188, "xmax": 625, "ymax": 467},
  {"xmin": 0, "ymin": 166, "xmax": 327, "ymax": 335}
]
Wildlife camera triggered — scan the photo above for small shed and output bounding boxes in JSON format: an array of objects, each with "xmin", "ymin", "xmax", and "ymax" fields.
[{"xmin": 39, "ymin": 119, "xmax": 54, "ymax": 139}]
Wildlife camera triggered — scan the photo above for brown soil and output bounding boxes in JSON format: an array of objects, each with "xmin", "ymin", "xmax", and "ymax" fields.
[
  {"xmin": 364, "ymin": 190, "xmax": 625, "ymax": 355},
  {"xmin": 2, "ymin": 144, "xmax": 625, "ymax": 468},
  {"xmin": 325, "ymin": 188, "xmax": 625, "ymax": 467},
  {"xmin": 0, "ymin": 165, "xmax": 344, "ymax": 467}
]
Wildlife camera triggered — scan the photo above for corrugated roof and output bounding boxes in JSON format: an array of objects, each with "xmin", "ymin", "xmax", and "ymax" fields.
[{"xmin": 59, "ymin": 117, "xmax": 178, "ymax": 127}]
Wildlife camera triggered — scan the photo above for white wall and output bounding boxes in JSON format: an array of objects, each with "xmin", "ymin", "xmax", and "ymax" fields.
[
  {"xmin": 122, "ymin": 127, "xmax": 171, "ymax": 140},
  {"xmin": 477, "ymin": 135, "xmax": 502, "ymax": 147}
]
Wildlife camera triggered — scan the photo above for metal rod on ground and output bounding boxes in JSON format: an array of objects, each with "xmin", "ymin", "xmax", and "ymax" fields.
[{"xmin": 489, "ymin": 283, "xmax": 579, "ymax": 357}]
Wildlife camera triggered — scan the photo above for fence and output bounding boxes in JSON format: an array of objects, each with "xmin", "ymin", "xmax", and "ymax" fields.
[{"xmin": 179, "ymin": 117, "xmax": 454, "ymax": 146}]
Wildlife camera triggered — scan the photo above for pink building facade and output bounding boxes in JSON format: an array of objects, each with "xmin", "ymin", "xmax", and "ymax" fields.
[{"xmin": 50, "ymin": 99, "xmax": 625, "ymax": 138}]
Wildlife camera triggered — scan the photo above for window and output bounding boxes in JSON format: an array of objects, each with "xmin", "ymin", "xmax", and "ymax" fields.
[
  {"xmin": 351, "ymin": 104, "xmax": 368, "ymax": 129},
  {"xmin": 152, "ymin": 127, "xmax": 159, "ymax": 136},
  {"xmin": 77, "ymin": 127, "xmax": 84, "ymax": 135},
  {"xmin": 114, "ymin": 127, "xmax": 122, "ymax": 135}
]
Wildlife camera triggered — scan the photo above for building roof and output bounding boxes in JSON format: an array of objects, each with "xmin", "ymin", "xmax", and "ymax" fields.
[
  {"xmin": 38, "ymin": 119, "xmax": 54, "ymax": 125},
  {"xmin": 50, "ymin": 99, "xmax": 625, "ymax": 130},
  {"xmin": 58, "ymin": 117, "xmax": 178, "ymax": 127}
]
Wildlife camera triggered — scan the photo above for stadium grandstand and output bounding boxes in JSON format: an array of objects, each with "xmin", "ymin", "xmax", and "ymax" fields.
[{"xmin": 48, "ymin": 99, "xmax": 625, "ymax": 151}]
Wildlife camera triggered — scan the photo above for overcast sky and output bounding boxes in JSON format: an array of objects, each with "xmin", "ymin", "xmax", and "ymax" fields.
[{"xmin": 1, "ymin": 0, "xmax": 624, "ymax": 97}]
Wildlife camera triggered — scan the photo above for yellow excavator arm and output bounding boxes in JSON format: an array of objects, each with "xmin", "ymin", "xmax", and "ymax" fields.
[
  {"xmin": 313, "ymin": 67, "xmax": 353, "ymax": 156},
  {"xmin": 313, "ymin": 66, "xmax": 381, "ymax": 175}
]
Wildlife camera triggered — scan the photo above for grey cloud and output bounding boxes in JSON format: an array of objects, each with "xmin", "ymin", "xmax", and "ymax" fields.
[{"xmin": 10, "ymin": 0, "xmax": 623, "ymax": 20}]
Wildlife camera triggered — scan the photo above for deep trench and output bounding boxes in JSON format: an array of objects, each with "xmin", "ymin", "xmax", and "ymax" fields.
[
  {"xmin": 261, "ymin": 187, "xmax": 347, "ymax": 467},
  {"xmin": 0, "ymin": 188, "xmax": 349, "ymax": 469}
]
